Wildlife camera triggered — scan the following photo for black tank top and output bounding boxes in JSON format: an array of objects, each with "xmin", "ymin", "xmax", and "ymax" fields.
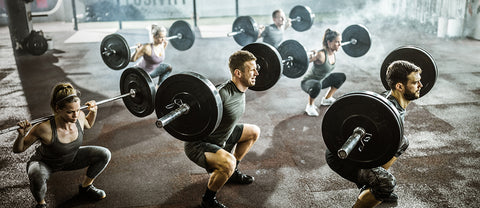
[{"xmin": 30, "ymin": 117, "xmax": 83, "ymax": 170}]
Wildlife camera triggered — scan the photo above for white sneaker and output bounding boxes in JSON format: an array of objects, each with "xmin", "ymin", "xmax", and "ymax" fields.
[
  {"xmin": 321, "ymin": 97, "xmax": 336, "ymax": 106},
  {"xmin": 305, "ymin": 104, "xmax": 319, "ymax": 117}
]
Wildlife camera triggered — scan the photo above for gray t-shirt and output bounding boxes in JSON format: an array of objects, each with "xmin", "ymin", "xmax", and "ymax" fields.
[
  {"xmin": 261, "ymin": 24, "xmax": 284, "ymax": 48},
  {"xmin": 204, "ymin": 80, "xmax": 245, "ymax": 147},
  {"xmin": 384, "ymin": 92, "xmax": 409, "ymax": 157}
]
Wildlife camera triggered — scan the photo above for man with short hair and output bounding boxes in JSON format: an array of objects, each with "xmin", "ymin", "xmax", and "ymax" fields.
[
  {"xmin": 325, "ymin": 60, "xmax": 423, "ymax": 208},
  {"xmin": 184, "ymin": 50, "xmax": 261, "ymax": 208}
]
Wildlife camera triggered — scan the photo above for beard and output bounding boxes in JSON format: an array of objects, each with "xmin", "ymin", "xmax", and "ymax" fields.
[
  {"xmin": 404, "ymin": 89, "xmax": 419, "ymax": 101},
  {"xmin": 242, "ymin": 77, "xmax": 255, "ymax": 87}
]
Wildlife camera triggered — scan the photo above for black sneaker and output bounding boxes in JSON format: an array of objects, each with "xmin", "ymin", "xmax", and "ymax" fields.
[
  {"xmin": 227, "ymin": 170, "xmax": 254, "ymax": 184},
  {"xmin": 78, "ymin": 184, "xmax": 106, "ymax": 200},
  {"xmin": 201, "ymin": 196, "xmax": 227, "ymax": 208},
  {"xmin": 382, "ymin": 192, "xmax": 398, "ymax": 203},
  {"xmin": 35, "ymin": 204, "xmax": 47, "ymax": 208}
]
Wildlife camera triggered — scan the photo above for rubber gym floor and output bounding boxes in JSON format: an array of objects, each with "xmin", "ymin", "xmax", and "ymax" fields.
[{"xmin": 1, "ymin": 11, "xmax": 479, "ymax": 208}]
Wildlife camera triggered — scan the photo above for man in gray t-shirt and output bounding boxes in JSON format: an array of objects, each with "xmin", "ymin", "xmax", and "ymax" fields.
[
  {"xmin": 184, "ymin": 50, "xmax": 261, "ymax": 208},
  {"xmin": 259, "ymin": 9, "xmax": 291, "ymax": 48},
  {"xmin": 326, "ymin": 60, "xmax": 424, "ymax": 208}
]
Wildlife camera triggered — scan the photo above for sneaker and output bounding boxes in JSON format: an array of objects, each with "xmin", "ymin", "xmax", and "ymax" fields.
[
  {"xmin": 35, "ymin": 204, "xmax": 47, "ymax": 208},
  {"xmin": 201, "ymin": 196, "xmax": 227, "ymax": 208},
  {"xmin": 227, "ymin": 170, "xmax": 254, "ymax": 184},
  {"xmin": 382, "ymin": 192, "xmax": 398, "ymax": 203},
  {"xmin": 78, "ymin": 184, "xmax": 106, "ymax": 200},
  {"xmin": 358, "ymin": 185, "xmax": 398, "ymax": 203},
  {"xmin": 305, "ymin": 104, "xmax": 319, "ymax": 117},
  {"xmin": 321, "ymin": 97, "xmax": 336, "ymax": 106}
]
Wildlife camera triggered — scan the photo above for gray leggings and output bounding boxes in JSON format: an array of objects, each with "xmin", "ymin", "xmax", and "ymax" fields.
[
  {"xmin": 27, "ymin": 146, "xmax": 111, "ymax": 202},
  {"xmin": 149, "ymin": 63, "xmax": 172, "ymax": 85},
  {"xmin": 301, "ymin": 72, "xmax": 346, "ymax": 98}
]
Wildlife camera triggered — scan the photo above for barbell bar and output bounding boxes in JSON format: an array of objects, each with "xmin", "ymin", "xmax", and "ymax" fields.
[
  {"xmin": 126, "ymin": 34, "xmax": 184, "ymax": 50},
  {"xmin": 228, "ymin": 5, "xmax": 315, "ymax": 46},
  {"xmin": 0, "ymin": 89, "xmax": 135, "ymax": 135},
  {"xmin": 100, "ymin": 20, "xmax": 195, "ymax": 70},
  {"xmin": 0, "ymin": 67, "xmax": 156, "ymax": 135}
]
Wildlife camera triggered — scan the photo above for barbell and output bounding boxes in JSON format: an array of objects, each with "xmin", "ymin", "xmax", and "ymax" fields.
[
  {"xmin": 227, "ymin": 5, "xmax": 315, "ymax": 46},
  {"xmin": 100, "ymin": 20, "xmax": 195, "ymax": 70},
  {"xmin": 276, "ymin": 24, "xmax": 371, "ymax": 78},
  {"xmin": 321, "ymin": 46, "xmax": 438, "ymax": 168},
  {"xmin": 236, "ymin": 24, "xmax": 370, "ymax": 90},
  {"xmin": 0, "ymin": 67, "xmax": 156, "ymax": 135}
]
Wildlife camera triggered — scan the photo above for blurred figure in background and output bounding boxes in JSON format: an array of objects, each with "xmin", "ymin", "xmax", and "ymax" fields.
[
  {"xmin": 301, "ymin": 28, "xmax": 346, "ymax": 116},
  {"xmin": 258, "ymin": 9, "xmax": 292, "ymax": 48},
  {"xmin": 131, "ymin": 24, "xmax": 173, "ymax": 87}
]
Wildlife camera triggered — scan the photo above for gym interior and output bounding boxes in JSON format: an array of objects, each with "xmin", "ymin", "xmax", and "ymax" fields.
[{"xmin": 1, "ymin": 0, "xmax": 479, "ymax": 207}]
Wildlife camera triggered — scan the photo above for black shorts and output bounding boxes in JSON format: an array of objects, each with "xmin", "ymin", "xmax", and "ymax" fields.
[
  {"xmin": 325, "ymin": 148, "xmax": 362, "ymax": 187},
  {"xmin": 184, "ymin": 124, "xmax": 244, "ymax": 172}
]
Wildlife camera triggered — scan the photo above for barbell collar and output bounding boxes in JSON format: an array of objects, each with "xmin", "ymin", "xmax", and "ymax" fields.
[
  {"xmin": 102, "ymin": 47, "xmax": 116, "ymax": 56},
  {"xmin": 155, "ymin": 103, "xmax": 190, "ymax": 128},
  {"xmin": 337, "ymin": 127, "xmax": 366, "ymax": 159},
  {"xmin": 281, "ymin": 56, "xmax": 294, "ymax": 64},
  {"xmin": 227, "ymin": 29, "xmax": 244, "ymax": 37}
]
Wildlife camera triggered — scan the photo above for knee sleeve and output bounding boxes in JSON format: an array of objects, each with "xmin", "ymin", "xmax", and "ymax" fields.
[
  {"xmin": 86, "ymin": 146, "xmax": 111, "ymax": 179},
  {"xmin": 301, "ymin": 80, "xmax": 322, "ymax": 98},
  {"xmin": 27, "ymin": 161, "xmax": 51, "ymax": 202},
  {"xmin": 332, "ymin": 73, "xmax": 346, "ymax": 89},
  {"xmin": 358, "ymin": 167, "xmax": 396, "ymax": 201}
]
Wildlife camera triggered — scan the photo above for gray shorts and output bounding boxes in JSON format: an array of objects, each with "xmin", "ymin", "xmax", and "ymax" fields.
[{"xmin": 184, "ymin": 124, "xmax": 244, "ymax": 172}]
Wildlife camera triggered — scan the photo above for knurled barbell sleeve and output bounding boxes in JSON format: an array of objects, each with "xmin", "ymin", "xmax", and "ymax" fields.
[
  {"xmin": 155, "ymin": 103, "xmax": 190, "ymax": 128},
  {"xmin": 337, "ymin": 127, "xmax": 366, "ymax": 159}
]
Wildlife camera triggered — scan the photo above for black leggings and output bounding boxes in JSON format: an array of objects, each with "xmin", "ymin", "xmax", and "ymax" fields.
[
  {"xmin": 301, "ymin": 72, "xmax": 346, "ymax": 98},
  {"xmin": 27, "ymin": 146, "xmax": 111, "ymax": 202}
]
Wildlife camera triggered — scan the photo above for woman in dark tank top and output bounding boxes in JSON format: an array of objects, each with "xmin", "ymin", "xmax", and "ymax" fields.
[
  {"xmin": 13, "ymin": 83, "xmax": 111, "ymax": 208},
  {"xmin": 301, "ymin": 28, "xmax": 347, "ymax": 116}
]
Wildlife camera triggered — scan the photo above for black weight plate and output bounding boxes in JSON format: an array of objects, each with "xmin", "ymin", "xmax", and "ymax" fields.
[
  {"xmin": 101, "ymin": 33, "xmax": 131, "ymax": 70},
  {"xmin": 322, "ymin": 91, "xmax": 403, "ymax": 168},
  {"xmin": 242, "ymin": 42, "xmax": 282, "ymax": 91},
  {"xmin": 120, "ymin": 67, "xmax": 156, "ymax": 117},
  {"xmin": 169, "ymin": 20, "xmax": 195, "ymax": 51},
  {"xmin": 289, "ymin": 5, "xmax": 315, "ymax": 32},
  {"xmin": 380, "ymin": 46, "xmax": 437, "ymax": 98},
  {"xmin": 155, "ymin": 72, "xmax": 222, "ymax": 142},
  {"xmin": 25, "ymin": 30, "xmax": 48, "ymax": 56},
  {"xmin": 278, "ymin": 39, "xmax": 309, "ymax": 78},
  {"xmin": 232, "ymin": 16, "xmax": 259, "ymax": 46},
  {"xmin": 341, "ymin": 24, "xmax": 371, "ymax": 57}
]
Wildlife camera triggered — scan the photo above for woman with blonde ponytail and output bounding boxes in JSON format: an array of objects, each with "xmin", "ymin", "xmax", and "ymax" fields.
[
  {"xmin": 13, "ymin": 82, "xmax": 111, "ymax": 208},
  {"xmin": 131, "ymin": 24, "xmax": 173, "ymax": 87}
]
